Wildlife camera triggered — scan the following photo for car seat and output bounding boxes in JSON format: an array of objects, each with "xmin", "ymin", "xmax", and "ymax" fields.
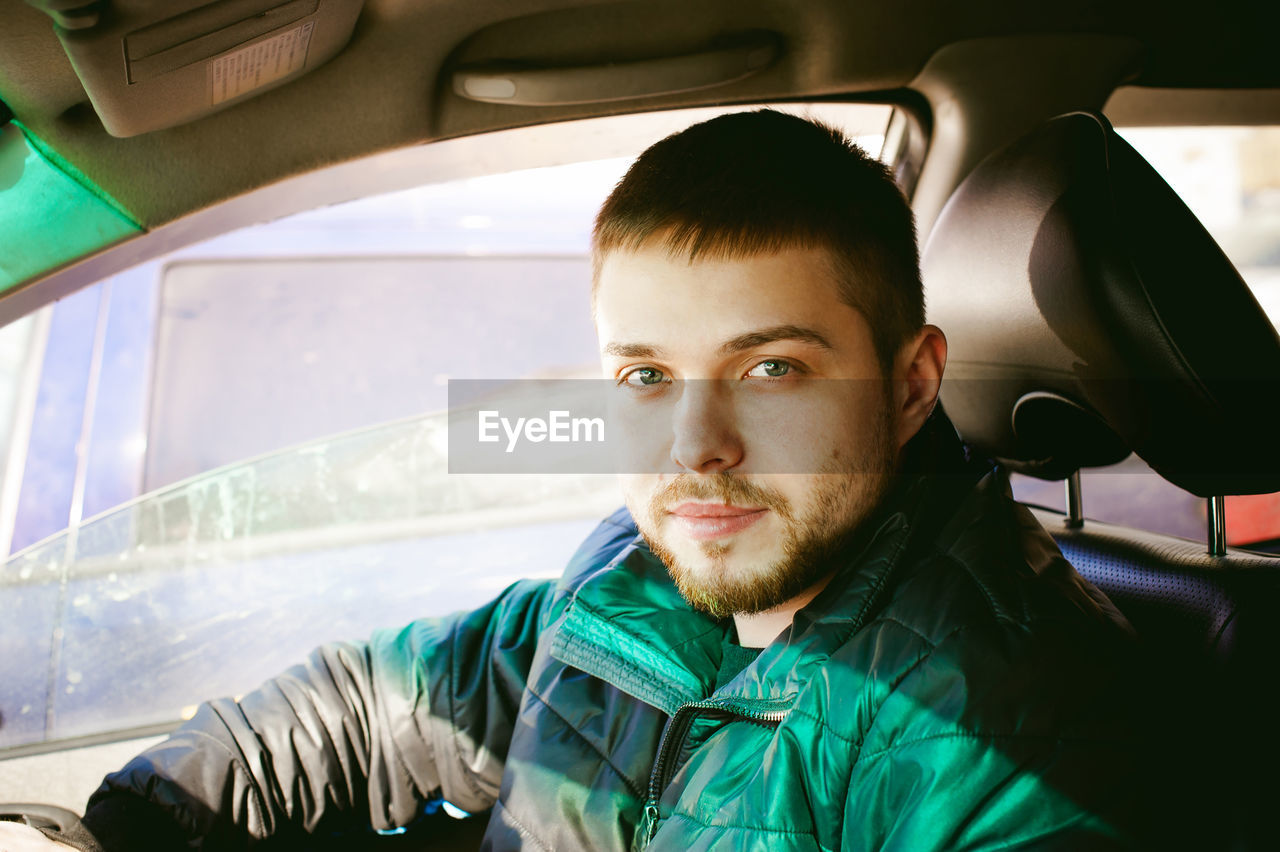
[{"xmin": 921, "ymin": 110, "xmax": 1280, "ymax": 849}]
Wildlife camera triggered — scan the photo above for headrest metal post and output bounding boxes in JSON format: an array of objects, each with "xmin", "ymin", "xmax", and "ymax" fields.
[
  {"xmin": 1065, "ymin": 470, "xmax": 1084, "ymax": 529},
  {"xmin": 1207, "ymin": 496, "xmax": 1227, "ymax": 557}
]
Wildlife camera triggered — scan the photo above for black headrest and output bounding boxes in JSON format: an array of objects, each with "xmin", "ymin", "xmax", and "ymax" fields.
[{"xmin": 923, "ymin": 111, "xmax": 1280, "ymax": 497}]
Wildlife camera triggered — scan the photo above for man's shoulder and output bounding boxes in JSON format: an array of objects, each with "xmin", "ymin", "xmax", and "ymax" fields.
[
  {"xmin": 829, "ymin": 470, "xmax": 1138, "ymax": 744},
  {"xmin": 554, "ymin": 506, "xmax": 640, "ymax": 594},
  {"xmin": 857, "ymin": 412, "xmax": 1128, "ymax": 650},
  {"xmin": 876, "ymin": 469, "xmax": 1131, "ymax": 648}
]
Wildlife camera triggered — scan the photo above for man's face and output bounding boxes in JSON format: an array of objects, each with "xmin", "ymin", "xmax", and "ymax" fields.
[{"xmin": 595, "ymin": 243, "xmax": 900, "ymax": 618}]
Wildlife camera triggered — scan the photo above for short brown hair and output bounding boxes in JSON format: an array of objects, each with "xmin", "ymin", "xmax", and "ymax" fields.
[{"xmin": 592, "ymin": 109, "xmax": 924, "ymax": 372}]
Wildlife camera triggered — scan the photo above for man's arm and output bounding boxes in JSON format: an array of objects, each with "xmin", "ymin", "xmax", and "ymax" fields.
[{"xmin": 63, "ymin": 578, "xmax": 554, "ymax": 851}]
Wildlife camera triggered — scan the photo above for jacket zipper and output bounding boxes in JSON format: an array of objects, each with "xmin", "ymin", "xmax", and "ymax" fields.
[{"xmin": 639, "ymin": 700, "xmax": 789, "ymax": 847}]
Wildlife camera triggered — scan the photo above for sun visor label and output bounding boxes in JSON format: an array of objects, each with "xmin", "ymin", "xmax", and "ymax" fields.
[{"xmin": 209, "ymin": 21, "xmax": 315, "ymax": 106}]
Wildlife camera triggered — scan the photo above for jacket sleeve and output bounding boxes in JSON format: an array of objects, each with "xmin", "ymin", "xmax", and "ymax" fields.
[{"xmin": 78, "ymin": 578, "xmax": 556, "ymax": 850}]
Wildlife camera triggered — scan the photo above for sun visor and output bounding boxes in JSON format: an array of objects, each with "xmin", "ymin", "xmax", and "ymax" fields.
[{"xmin": 29, "ymin": 0, "xmax": 364, "ymax": 137}]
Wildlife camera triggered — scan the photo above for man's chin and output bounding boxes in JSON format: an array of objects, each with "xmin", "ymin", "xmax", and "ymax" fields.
[
  {"xmin": 656, "ymin": 533, "xmax": 778, "ymax": 581},
  {"xmin": 649, "ymin": 539, "xmax": 793, "ymax": 616}
]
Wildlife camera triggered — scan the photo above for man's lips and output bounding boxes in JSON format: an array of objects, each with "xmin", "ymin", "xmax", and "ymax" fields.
[{"xmin": 667, "ymin": 502, "xmax": 768, "ymax": 540}]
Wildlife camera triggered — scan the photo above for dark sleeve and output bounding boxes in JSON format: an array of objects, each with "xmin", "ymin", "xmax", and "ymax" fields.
[{"xmin": 73, "ymin": 578, "xmax": 556, "ymax": 850}]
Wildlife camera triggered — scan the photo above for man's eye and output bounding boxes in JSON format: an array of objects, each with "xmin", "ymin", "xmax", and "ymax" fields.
[
  {"xmin": 622, "ymin": 367, "xmax": 667, "ymax": 386},
  {"xmin": 745, "ymin": 360, "xmax": 792, "ymax": 378}
]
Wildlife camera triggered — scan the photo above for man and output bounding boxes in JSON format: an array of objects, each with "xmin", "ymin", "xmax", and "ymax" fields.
[{"xmin": 8, "ymin": 109, "xmax": 1142, "ymax": 850}]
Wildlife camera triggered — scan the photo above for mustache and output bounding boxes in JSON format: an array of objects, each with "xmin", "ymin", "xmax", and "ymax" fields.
[{"xmin": 651, "ymin": 473, "xmax": 794, "ymax": 521}]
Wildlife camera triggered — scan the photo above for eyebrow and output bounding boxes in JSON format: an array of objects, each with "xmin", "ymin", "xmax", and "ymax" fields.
[
  {"xmin": 719, "ymin": 324, "xmax": 833, "ymax": 355},
  {"xmin": 602, "ymin": 342, "xmax": 663, "ymax": 358},
  {"xmin": 602, "ymin": 325, "xmax": 833, "ymax": 360}
]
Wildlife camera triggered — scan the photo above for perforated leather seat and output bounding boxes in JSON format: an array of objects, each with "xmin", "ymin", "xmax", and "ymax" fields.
[
  {"xmin": 1028, "ymin": 507, "xmax": 1280, "ymax": 666},
  {"xmin": 922, "ymin": 111, "xmax": 1280, "ymax": 846}
]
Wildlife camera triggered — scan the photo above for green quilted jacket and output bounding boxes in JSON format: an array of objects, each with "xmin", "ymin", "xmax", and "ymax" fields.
[{"xmin": 81, "ymin": 413, "xmax": 1145, "ymax": 850}]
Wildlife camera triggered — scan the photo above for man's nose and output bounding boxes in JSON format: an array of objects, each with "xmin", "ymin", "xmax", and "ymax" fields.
[{"xmin": 670, "ymin": 381, "xmax": 744, "ymax": 473}]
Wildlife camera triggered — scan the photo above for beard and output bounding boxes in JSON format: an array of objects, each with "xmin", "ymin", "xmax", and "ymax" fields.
[{"xmin": 633, "ymin": 408, "xmax": 898, "ymax": 619}]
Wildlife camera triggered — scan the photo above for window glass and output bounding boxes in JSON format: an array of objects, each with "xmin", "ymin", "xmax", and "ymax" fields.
[
  {"xmin": 146, "ymin": 256, "xmax": 597, "ymax": 490},
  {"xmin": 1119, "ymin": 125, "xmax": 1280, "ymax": 327},
  {"xmin": 0, "ymin": 103, "xmax": 892, "ymax": 750},
  {"xmin": 1010, "ymin": 124, "xmax": 1280, "ymax": 550},
  {"xmin": 0, "ymin": 309, "xmax": 46, "ymax": 554}
]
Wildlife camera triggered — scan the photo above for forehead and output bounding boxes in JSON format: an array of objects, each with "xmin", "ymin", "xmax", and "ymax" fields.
[{"xmin": 594, "ymin": 244, "xmax": 855, "ymax": 343}]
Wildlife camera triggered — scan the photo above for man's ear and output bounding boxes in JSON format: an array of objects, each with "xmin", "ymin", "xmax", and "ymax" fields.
[{"xmin": 893, "ymin": 324, "xmax": 947, "ymax": 449}]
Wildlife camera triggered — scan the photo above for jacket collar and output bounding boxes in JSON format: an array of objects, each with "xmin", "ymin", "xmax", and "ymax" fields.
[{"xmin": 550, "ymin": 406, "xmax": 990, "ymax": 714}]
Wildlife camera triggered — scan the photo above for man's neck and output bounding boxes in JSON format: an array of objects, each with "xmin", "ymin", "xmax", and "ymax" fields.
[{"xmin": 732, "ymin": 571, "xmax": 836, "ymax": 648}]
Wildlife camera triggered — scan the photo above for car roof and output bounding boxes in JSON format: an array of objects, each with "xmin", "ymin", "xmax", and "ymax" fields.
[{"xmin": 1, "ymin": 0, "xmax": 1278, "ymax": 318}]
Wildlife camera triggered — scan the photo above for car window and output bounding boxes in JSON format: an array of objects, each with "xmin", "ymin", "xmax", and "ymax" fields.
[
  {"xmin": 0, "ymin": 103, "xmax": 892, "ymax": 751},
  {"xmin": 1009, "ymin": 123, "xmax": 1280, "ymax": 550}
]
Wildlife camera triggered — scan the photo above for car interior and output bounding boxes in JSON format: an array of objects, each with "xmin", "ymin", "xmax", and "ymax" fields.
[{"xmin": 1, "ymin": 0, "xmax": 1278, "ymax": 848}]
